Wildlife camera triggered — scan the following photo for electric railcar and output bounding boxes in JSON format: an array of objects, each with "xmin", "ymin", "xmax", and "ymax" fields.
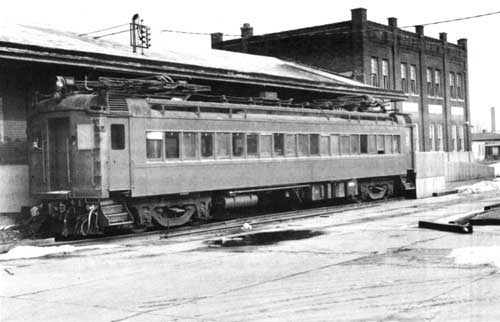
[{"xmin": 27, "ymin": 76, "xmax": 415, "ymax": 236}]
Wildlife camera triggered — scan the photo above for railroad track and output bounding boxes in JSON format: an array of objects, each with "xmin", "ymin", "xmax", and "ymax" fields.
[{"xmin": 32, "ymin": 198, "xmax": 399, "ymax": 248}]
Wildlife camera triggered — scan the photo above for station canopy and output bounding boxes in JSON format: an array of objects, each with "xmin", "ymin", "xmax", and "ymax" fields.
[{"xmin": 0, "ymin": 23, "xmax": 405, "ymax": 100}]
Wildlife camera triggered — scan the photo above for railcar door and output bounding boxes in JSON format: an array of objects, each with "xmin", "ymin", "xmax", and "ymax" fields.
[
  {"xmin": 108, "ymin": 119, "xmax": 131, "ymax": 191},
  {"xmin": 48, "ymin": 117, "xmax": 71, "ymax": 191}
]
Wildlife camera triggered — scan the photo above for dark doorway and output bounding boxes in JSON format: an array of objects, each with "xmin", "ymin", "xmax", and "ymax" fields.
[{"xmin": 48, "ymin": 117, "xmax": 70, "ymax": 190}]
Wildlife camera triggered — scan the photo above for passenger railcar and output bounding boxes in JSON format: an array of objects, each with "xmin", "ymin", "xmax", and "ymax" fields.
[{"xmin": 28, "ymin": 76, "xmax": 415, "ymax": 236}]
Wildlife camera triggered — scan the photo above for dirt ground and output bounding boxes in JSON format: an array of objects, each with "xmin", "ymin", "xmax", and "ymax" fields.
[{"xmin": 2, "ymin": 186, "xmax": 500, "ymax": 322}]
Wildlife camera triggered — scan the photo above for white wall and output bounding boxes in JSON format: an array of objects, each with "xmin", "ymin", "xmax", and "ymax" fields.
[{"xmin": 0, "ymin": 165, "xmax": 33, "ymax": 213}]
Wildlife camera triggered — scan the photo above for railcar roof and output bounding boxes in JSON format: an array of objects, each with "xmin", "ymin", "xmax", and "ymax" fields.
[{"xmin": 0, "ymin": 23, "xmax": 405, "ymax": 100}]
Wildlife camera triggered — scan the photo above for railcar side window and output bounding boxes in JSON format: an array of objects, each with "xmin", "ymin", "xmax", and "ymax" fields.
[
  {"xmin": 331, "ymin": 135, "xmax": 339, "ymax": 155},
  {"xmin": 368, "ymin": 135, "xmax": 377, "ymax": 154},
  {"xmin": 232, "ymin": 133, "xmax": 244, "ymax": 157},
  {"xmin": 111, "ymin": 124, "xmax": 125, "ymax": 150},
  {"xmin": 217, "ymin": 133, "xmax": 231, "ymax": 158},
  {"xmin": 260, "ymin": 134, "xmax": 272, "ymax": 157},
  {"xmin": 298, "ymin": 134, "xmax": 309, "ymax": 156},
  {"xmin": 340, "ymin": 136, "xmax": 350, "ymax": 155},
  {"xmin": 385, "ymin": 135, "xmax": 393, "ymax": 154},
  {"xmin": 285, "ymin": 134, "xmax": 296, "ymax": 157},
  {"xmin": 310, "ymin": 134, "xmax": 319, "ymax": 155},
  {"xmin": 165, "ymin": 132, "xmax": 179, "ymax": 159},
  {"xmin": 320, "ymin": 135, "xmax": 329, "ymax": 156},
  {"xmin": 351, "ymin": 135, "xmax": 360, "ymax": 154},
  {"xmin": 376, "ymin": 135, "xmax": 385, "ymax": 154},
  {"xmin": 182, "ymin": 132, "xmax": 197, "ymax": 159},
  {"xmin": 273, "ymin": 133, "xmax": 284, "ymax": 156},
  {"xmin": 146, "ymin": 131, "xmax": 163, "ymax": 159},
  {"xmin": 393, "ymin": 135, "xmax": 401, "ymax": 153},
  {"xmin": 247, "ymin": 133, "xmax": 258, "ymax": 157},
  {"xmin": 77, "ymin": 124, "xmax": 94, "ymax": 150},
  {"xmin": 201, "ymin": 132, "xmax": 213, "ymax": 158},
  {"xmin": 360, "ymin": 135, "xmax": 368, "ymax": 154}
]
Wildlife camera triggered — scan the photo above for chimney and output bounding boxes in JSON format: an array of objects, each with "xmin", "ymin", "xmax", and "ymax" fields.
[
  {"xmin": 388, "ymin": 17, "xmax": 397, "ymax": 29},
  {"xmin": 415, "ymin": 25, "xmax": 424, "ymax": 37},
  {"xmin": 439, "ymin": 32, "xmax": 447, "ymax": 43},
  {"xmin": 458, "ymin": 38, "xmax": 468, "ymax": 50},
  {"xmin": 241, "ymin": 23, "xmax": 253, "ymax": 38},
  {"xmin": 211, "ymin": 32, "xmax": 223, "ymax": 49},
  {"xmin": 492, "ymin": 107, "xmax": 496, "ymax": 132},
  {"xmin": 351, "ymin": 8, "xmax": 367, "ymax": 28}
]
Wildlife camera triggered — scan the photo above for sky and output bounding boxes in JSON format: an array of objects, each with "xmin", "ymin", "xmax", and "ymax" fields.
[{"xmin": 2, "ymin": 0, "xmax": 499, "ymax": 131}]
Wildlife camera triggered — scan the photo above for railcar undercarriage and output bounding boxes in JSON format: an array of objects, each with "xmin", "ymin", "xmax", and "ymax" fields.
[{"xmin": 26, "ymin": 176, "xmax": 410, "ymax": 238}]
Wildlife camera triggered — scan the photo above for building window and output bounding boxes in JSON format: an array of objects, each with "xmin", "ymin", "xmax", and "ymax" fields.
[
  {"xmin": 426, "ymin": 68, "xmax": 433, "ymax": 97},
  {"xmin": 458, "ymin": 125, "xmax": 464, "ymax": 151},
  {"xmin": 451, "ymin": 125, "xmax": 457, "ymax": 151},
  {"xmin": 456, "ymin": 74, "xmax": 463, "ymax": 99},
  {"xmin": 449, "ymin": 72, "xmax": 456, "ymax": 99},
  {"xmin": 414, "ymin": 125, "xmax": 419, "ymax": 152},
  {"xmin": 400, "ymin": 63, "xmax": 408, "ymax": 93},
  {"xmin": 371, "ymin": 57, "xmax": 379, "ymax": 87},
  {"xmin": 436, "ymin": 124, "xmax": 443, "ymax": 151},
  {"xmin": 382, "ymin": 60, "xmax": 389, "ymax": 89},
  {"xmin": 165, "ymin": 132, "xmax": 180, "ymax": 159},
  {"xmin": 410, "ymin": 65, "xmax": 417, "ymax": 95},
  {"xmin": 428, "ymin": 124, "xmax": 435, "ymax": 151},
  {"xmin": 434, "ymin": 70, "xmax": 442, "ymax": 97}
]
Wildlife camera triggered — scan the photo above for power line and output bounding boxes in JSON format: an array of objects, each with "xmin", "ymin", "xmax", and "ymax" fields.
[
  {"xmin": 79, "ymin": 23, "xmax": 129, "ymax": 37},
  {"xmin": 401, "ymin": 10, "xmax": 500, "ymax": 28},
  {"xmin": 93, "ymin": 29, "xmax": 130, "ymax": 39},
  {"xmin": 160, "ymin": 9, "xmax": 500, "ymax": 39},
  {"xmin": 161, "ymin": 29, "xmax": 240, "ymax": 37}
]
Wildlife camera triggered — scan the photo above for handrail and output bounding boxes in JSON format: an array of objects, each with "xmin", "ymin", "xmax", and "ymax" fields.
[{"xmin": 66, "ymin": 138, "xmax": 71, "ymax": 183}]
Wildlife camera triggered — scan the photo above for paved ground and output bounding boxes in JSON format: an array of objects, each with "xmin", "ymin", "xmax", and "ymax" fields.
[{"xmin": 2, "ymin": 187, "xmax": 500, "ymax": 322}]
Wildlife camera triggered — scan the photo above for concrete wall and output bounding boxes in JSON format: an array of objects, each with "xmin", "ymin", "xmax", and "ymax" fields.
[
  {"xmin": 0, "ymin": 165, "xmax": 33, "ymax": 213},
  {"xmin": 415, "ymin": 151, "xmax": 446, "ymax": 197},
  {"xmin": 415, "ymin": 151, "xmax": 494, "ymax": 197}
]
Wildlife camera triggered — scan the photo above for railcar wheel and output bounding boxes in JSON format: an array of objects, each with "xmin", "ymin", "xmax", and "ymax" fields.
[
  {"xmin": 366, "ymin": 184, "xmax": 388, "ymax": 200},
  {"xmin": 150, "ymin": 205, "xmax": 196, "ymax": 228}
]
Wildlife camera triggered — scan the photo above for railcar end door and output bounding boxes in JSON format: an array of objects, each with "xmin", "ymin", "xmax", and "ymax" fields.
[{"xmin": 108, "ymin": 119, "xmax": 131, "ymax": 191}]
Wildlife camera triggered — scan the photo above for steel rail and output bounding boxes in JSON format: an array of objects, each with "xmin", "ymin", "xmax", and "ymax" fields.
[{"xmin": 36, "ymin": 198, "xmax": 399, "ymax": 247}]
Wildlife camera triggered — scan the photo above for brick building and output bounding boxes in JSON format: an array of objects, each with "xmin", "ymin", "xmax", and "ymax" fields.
[{"xmin": 212, "ymin": 8, "xmax": 471, "ymax": 157}]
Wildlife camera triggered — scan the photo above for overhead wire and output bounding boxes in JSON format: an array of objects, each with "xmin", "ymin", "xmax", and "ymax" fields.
[
  {"xmin": 160, "ymin": 9, "xmax": 500, "ymax": 38},
  {"xmin": 79, "ymin": 23, "xmax": 129, "ymax": 37},
  {"xmin": 93, "ymin": 29, "xmax": 130, "ymax": 39},
  {"xmin": 400, "ymin": 9, "xmax": 500, "ymax": 28}
]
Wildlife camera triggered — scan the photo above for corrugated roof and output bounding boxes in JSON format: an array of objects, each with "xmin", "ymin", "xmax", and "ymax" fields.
[{"xmin": 0, "ymin": 24, "xmax": 405, "ymax": 99}]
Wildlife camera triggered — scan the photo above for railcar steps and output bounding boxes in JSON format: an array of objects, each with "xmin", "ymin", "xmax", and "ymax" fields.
[{"xmin": 99, "ymin": 200, "xmax": 134, "ymax": 227}]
